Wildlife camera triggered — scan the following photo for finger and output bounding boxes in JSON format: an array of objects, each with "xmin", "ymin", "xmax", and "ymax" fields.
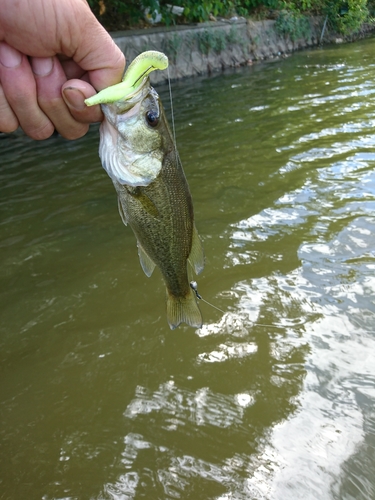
[
  {"xmin": 57, "ymin": 57, "xmax": 91, "ymax": 84},
  {"xmin": 62, "ymin": 4, "xmax": 125, "ymax": 91},
  {"xmin": 84, "ymin": 34, "xmax": 125, "ymax": 91},
  {"xmin": 0, "ymin": 81, "xmax": 19, "ymax": 133},
  {"xmin": 0, "ymin": 42, "xmax": 54, "ymax": 140},
  {"xmin": 59, "ymin": 58, "xmax": 86, "ymax": 80},
  {"xmin": 62, "ymin": 79, "xmax": 103, "ymax": 124},
  {"xmin": 31, "ymin": 56, "xmax": 89, "ymax": 140}
]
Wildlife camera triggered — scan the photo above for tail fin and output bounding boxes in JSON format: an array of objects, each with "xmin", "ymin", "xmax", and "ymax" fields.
[{"xmin": 166, "ymin": 288, "xmax": 203, "ymax": 330}]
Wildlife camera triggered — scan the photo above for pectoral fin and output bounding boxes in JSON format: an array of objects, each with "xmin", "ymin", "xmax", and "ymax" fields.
[
  {"xmin": 188, "ymin": 225, "xmax": 205, "ymax": 275},
  {"xmin": 137, "ymin": 242, "xmax": 156, "ymax": 277},
  {"xmin": 117, "ymin": 197, "xmax": 128, "ymax": 226},
  {"xmin": 126, "ymin": 187, "xmax": 159, "ymax": 219}
]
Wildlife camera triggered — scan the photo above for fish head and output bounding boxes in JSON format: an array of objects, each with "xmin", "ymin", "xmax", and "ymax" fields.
[{"xmin": 99, "ymin": 78, "xmax": 167, "ymax": 187}]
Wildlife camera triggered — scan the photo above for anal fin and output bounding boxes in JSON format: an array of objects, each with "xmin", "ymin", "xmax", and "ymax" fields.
[{"xmin": 188, "ymin": 225, "xmax": 205, "ymax": 275}]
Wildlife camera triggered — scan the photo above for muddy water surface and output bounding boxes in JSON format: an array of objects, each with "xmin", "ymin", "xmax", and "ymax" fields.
[{"xmin": 1, "ymin": 37, "xmax": 375, "ymax": 499}]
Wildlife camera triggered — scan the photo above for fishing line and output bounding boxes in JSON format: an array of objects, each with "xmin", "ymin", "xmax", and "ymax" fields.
[
  {"xmin": 190, "ymin": 281, "xmax": 290, "ymax": 328},
  {"xmin": 190, "ymin": 281, "xmax": 226, "ymax": 314},
  {"xmin": 167, "ymin": 66, "xmax": 178, "ymax": 156},
  {"xmin": 200, "ymin": 298, "xmax": 226, "ymax": 314}
]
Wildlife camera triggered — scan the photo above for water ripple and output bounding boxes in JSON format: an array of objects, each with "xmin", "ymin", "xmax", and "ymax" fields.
[{"xmin": 2, "ymin": 38, "xmax": 375, "ymax": 500}]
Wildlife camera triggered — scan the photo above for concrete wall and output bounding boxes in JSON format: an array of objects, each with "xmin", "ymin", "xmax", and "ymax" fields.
[{"xmin": 112, "ymin": 18, "xmax": 325, "ymax": 84}]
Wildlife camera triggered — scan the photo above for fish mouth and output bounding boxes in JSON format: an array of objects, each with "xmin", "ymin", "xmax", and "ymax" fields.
[{"xmin": 103, "ymin": 78, "xmax": 150, "ymax": 119}]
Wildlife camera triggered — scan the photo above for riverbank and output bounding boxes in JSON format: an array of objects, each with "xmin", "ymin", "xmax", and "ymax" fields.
[{"xmin": 111, "ymin": 17, "xmax": 375, "ymax": 83}]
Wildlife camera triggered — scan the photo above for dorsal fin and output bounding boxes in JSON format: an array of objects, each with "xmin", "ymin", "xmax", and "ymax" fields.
[{"xmin": 188, "ymin": 225, "xmax": 204, "ymax": 275}]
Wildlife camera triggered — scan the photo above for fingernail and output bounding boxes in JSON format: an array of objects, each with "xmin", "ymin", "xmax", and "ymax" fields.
[
  {"xmin": 62, "ymin": 87, "xmax": 86, "ymax": 111},
  {"xmin": 31, "ymin": 57, "xmax": 54, "ymax": 76},
  {"xmin": 0, "ymin": 42, "xmax": 22, "ymax": 68}
]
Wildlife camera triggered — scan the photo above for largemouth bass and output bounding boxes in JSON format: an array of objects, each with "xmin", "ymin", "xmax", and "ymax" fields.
[{"xmin": 86, "ymin": 52, "xmax": 204, "ymax": 329}]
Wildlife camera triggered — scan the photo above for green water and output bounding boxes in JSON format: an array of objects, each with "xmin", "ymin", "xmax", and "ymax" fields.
[{"xmin": 1, "ymin": 37, "xmax": 375, "ymax": 499}]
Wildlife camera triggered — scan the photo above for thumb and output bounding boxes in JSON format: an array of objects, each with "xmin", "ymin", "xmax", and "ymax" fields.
[{"xmin": 67, "ymin": 4, "xmax": 125, "ymax": 91}]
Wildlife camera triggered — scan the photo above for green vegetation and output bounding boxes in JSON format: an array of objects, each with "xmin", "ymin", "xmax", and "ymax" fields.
[
  {"xmin": 189, "ymin": 24, "xmax": 246, "ymax": 54},
  {"xmin": 275, "ymin": 9, "xmax": 311, "ymax": 40},
  {"xmin": 88, "ymin": 0, "xmax": 374, "ymax": 36},
  {"xmin": 196, "ymin": 28, "xmax": 227, "ymax": 54},
  {"xmin": 325, "ymin": 0, "xmax": 370, "ymax": 35}
]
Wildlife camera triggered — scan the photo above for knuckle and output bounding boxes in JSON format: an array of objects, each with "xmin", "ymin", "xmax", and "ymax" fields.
[
  {"xmin": 0, "ymin": 100, "xmax": 19, "ymax": 134},
  {"xmin": 37, "ymin": 95, "xmax": 61, "ymax": 114},
  {"xmin": 27, "ymin": 120, "xmax": 55, "ymax": 141},
  {"xmin": 60, "ymin": 123, "xmax": 89, "ymax": 140},
  {"xmin": 0, "ymin": 118, "xmax": 19, "ymax": 134}
]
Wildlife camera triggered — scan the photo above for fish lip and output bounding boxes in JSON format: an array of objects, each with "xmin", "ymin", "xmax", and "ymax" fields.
[
  {"xmin": 123, "ymin": 77, "xmax": 149, "ymax": 100},
  {"xmin": 107, "ymin": 77, "xmax": 150, "ymax": 114}
]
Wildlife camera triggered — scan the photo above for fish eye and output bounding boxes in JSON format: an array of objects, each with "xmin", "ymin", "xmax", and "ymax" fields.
[{"xmin": 145, "ymin": 110, "xmax": 159, "ymax": 127}]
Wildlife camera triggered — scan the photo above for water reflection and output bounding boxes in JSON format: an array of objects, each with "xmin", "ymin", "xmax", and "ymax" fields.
[{"xmin": 223, "ymin": 100, "xmax": 375, "ymax": 497}]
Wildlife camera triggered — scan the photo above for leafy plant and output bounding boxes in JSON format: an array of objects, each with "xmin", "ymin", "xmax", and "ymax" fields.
[
  {"xmin": 325, "ymin": 0, "xmax": 369, "ymax": 34},
  {"xmin": 213, "ymin": 29, "xmax": 228, "ymax": 52},
  {"xmin": 183, "ymin": 0, "xmax": 237, "ymax": 22},
  {"xmin": 87, "ymin": 0, "xmax": 372, "ymax": 37},
  {"xmin": 163, "ymin": 33, "xmax": 183, "ymax": 61},
  {"xmin": 196, "ymin": 28, "xmax": 221, "ymax": 53},
  {"xmin": 227, "ymin": 25, "xmax": 243, "ymax": 44},
  {"xmin": 275, "ymin": 8, "xmax": 311, "ymax": 40}
]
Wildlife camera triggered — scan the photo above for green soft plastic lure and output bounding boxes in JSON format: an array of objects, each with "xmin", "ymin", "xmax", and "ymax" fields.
[{"xmin": 85, "ymin": 50, "xmax": 169, "ymax": 106}]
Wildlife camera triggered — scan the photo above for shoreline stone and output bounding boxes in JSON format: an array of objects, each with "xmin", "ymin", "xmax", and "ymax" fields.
[{"xmin": 111, "ymin": 18, "xmax": 375, "ymax": 84}]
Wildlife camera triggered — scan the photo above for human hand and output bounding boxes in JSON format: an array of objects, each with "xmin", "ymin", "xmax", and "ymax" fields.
[{"xmin": 0, "ymin": 0, "xmax": 125, "ymax": 140}]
